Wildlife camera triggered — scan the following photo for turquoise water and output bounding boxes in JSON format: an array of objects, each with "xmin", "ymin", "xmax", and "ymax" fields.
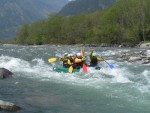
[{"xmin": 0, "ymin": 45, "xmax": 150, "ymax": 113}]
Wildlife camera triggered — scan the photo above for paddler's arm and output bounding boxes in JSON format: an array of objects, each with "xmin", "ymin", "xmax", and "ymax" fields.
[
  {"xmin": 59, "ymin": 57, "xmax": 64, "ymax": 61},
  {"xmin": 67, "ymin": 59, "xmax": 72, "ymax": 65},
  {"xmin": 89, "ymin": 51, "xmax": 93, "ymax": 59},
  {"xmin": 74, "ymin": 58, "xmax": 83, "ymax": 63}
]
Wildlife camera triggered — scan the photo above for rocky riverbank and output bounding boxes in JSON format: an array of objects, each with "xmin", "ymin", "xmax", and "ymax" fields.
[
  {"xmin": 139, "ymin": 43, "xmax": 150, "ymax": 48},
  {"xmin": 116, "ymin": 49, "xmax": 150, "ymax": 64}
]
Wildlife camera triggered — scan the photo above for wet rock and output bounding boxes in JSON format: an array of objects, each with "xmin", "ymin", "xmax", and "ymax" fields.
[
  {"xmin": 128, "ymin": 56, "xmax": 141, "ymax": 62},
  {"xmin": 140, "ymin": 43, "xmax": 150, "ymax": 48},
  {"xmin": 100, "ymin": 43, "xmax": 110, "ymax": 47},
  {"xmin": 0, "ymin": 68, "xmax": 13, "ymax": 79},
  {"xmin": 122, "ymin": 57, "xmax": 128, "ymax": 61},
  {"xmin": 115, "ymin": 50, "xmax": 150, "ymax": 64},
  {"xmin": 142, "ymin": 59, "xmax": 150, "ymax": 64},
  {"xmin": 120, "ymin": 43, "xmax": 134, "ymax": 47},
  {"xmin": 0, "ymin": 100, "xmax": 21, "ymax": 112},
  {"xmin": 83, "ymin": 44, "xmax": 99, "ymax": 47},
  {"xmin": 135, "ymin": 41, "xmax": 144, "ymax": 47}
]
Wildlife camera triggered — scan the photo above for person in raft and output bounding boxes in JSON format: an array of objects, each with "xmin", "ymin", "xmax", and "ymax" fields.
[
  {"xmin": 89, "ymin": 50, "xmax": 104, "ymax": 67},
  {"xmin": 73, "ymin": 53, "xmax": 86, "ymax": 69},
  {"xmin": 60, "ymin": 53, "xmax": 69, "ymax": 68},
  {"xmin": 66, "ymin": 54, "xmax": 74, "ymax": 67}
]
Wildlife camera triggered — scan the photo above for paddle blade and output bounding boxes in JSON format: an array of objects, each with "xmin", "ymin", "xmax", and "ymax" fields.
[
  {"xmin": 48, "ymin": 58, "xmax": 57, "ymax": 63},
  {"xmin": 109, "ymin": 64, "xmax": 115, "ymax": 69},
  {"xmin": 82, "ymin": 63, "xmax": 88, "ymax": 73},
  {"xmin": 81, "ymin": 48, "xmax": 85, "ymax": 57},
  {"xmin": 104, "ymin": 60, "xmax": 115, "ymax": 69},
  {"xmin": 68, "ymin": 66, "xmax": 73, "ymax": 73}
]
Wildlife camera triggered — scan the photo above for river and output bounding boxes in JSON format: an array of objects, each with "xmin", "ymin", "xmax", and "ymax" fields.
[{"xmin": 0, "ymin": 45, "xmax": 150, "ymax": 113}]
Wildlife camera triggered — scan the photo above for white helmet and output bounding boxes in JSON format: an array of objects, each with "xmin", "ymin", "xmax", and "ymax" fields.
[{"xmin": 77, "ymin": 53, "xmax": 82, "ymax": 57}]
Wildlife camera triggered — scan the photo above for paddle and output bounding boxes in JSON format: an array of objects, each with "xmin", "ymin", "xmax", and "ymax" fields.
[
  {"xmin": 103, "ymin": 59, "xmax": 115, "ymax": 69},
  {"xmin": 67, "ymin": 57, "xmax": 74, "ymax": 73},
  {"xmin": 68, "ymin": 65, "xmax": 73, "ymax": 73},
  {"xmin": 48, "ymin": 58, "xmax": 57, "ymax": 63},
  {"xmin": 81, "ymin": 48, "xmax": 88, "ymax": 73}
]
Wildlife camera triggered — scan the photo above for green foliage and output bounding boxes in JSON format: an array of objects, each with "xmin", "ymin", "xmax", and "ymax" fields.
[
  {"xmin": 15, "ymin": 0, "xmax": 150, "ymax": 45},
  {"xmin": 16, "ymin": 24, "xmax": 29, "ymax": 44}
]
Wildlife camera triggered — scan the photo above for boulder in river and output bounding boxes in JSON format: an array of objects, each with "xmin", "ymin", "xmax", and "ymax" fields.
[
  {"xmin": 140, "ymin": 43, "xmax": 150, "ymax": 48},
  {"xmin": 0, "ymin": 100, "xmax": 21, "ymax": 112},
  {"xmin": 128, "ymin": 56, "xmax": 142, "ymax": 62},
  {"xmin": 0, "ymin": 68, "xmax": 13, "ymax": 79}
]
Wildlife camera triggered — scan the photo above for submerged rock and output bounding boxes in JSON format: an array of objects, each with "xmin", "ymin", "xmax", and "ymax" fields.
[
  {"xmin": 0, "ymin": 100, "xmax": 21, "ymax": 112},
  {"xmin": 0, "ymin": 68, "xmax": 13, "ymax": 79}
]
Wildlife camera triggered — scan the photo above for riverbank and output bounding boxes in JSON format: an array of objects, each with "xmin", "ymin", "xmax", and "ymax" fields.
[
  {"xmin": 0, "ymin": 43, "xmax": 137, "ymax": 48},
  {"xmin": 2, "ymin": 41, "xmax": 150, "ymax": 48}
]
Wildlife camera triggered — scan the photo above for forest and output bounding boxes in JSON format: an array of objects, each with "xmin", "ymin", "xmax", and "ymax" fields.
[
  {"xmin": 59, "ymin": 0, "xmax": 116, "ymax": 16},
  {"xmin": 14, "ymin": 0, "xmax": 150, "ymax": 46}
]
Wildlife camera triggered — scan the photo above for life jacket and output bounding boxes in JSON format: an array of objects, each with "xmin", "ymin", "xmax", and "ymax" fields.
[
  {"xmin": 73, "ymin": 57, "xmax": 83, "ymax": 69},
  {"xmin": 67, "ymin": 57, "xmax": 74, "ymax": 66},
  {"xmin": 69, "ymin": 57, "xmax": 74, "ymax": 63},
  {"xmin": 90, "ymin": 57, "xmax": 98, "ymax": 67},
  {"xmin": 63, "ymin": 58, "xmax": 69, "ymax": 68}
]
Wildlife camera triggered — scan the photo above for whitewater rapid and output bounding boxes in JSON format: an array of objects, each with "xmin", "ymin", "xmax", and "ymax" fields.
[
  {"xmin": 0, "ymin": 45, "xmax": 150, "ymax": 92},
  {"xmin": 1, "ymin": 45, "xmax": 150, "ymax": 113}
]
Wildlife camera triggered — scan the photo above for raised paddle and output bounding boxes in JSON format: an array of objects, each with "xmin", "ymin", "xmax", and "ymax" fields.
[
  {"xmin": 81, "ymin": 48, "xmax": 85, "ymax": 56},
  {"xmin": 81, "ymin": 48, "xmax": 88, "ymax": 73}
]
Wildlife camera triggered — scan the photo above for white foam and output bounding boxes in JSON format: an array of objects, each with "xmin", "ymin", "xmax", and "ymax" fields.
[
  {"xmin": 143, "ymin": 70, "xmax": 150, "ymax": 84},
  {"xmin": 0, "ymin": 51, "xmax": 145, "ymax": 92},
  {"xmin": 0, "ymin": 55, "xmax": 51, "ymax": 78},
  {"xmin": 111, "ymin": 68, "xmax": 132, "ymax": 83}
]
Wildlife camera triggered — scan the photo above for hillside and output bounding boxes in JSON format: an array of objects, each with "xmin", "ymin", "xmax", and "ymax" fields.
[
  {"xmin": 59, "ymin": 0, "xmax": 117, "ymax": 16},
  {"xmin": 0, "ymin": 0, "xmax": 68, "ymax": 39},
  {"xmin": 15, "ymin": 0, "xmax": 150, "ymax": 45}
]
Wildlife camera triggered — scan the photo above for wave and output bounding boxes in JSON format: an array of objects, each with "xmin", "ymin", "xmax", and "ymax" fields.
[{"xmin": 0, "ymin": 48, "xmax": 149, "ymax": 94}]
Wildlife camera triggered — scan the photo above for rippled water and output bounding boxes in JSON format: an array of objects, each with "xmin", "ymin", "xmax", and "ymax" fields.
[{"xmin": 0, "ymin": 45, "xmax": 150, "ymax": 113}]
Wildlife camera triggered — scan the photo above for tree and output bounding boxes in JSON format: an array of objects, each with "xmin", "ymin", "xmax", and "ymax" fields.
[{"xmin": 16, "ymin": 24, "xmax": 29, "ymax": 44}]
